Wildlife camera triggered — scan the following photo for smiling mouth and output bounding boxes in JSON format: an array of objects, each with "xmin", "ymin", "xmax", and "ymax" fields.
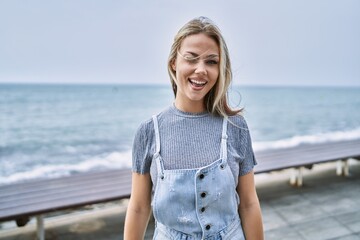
[{"xmin": 189, "ymin": 79, "xmax": 207, "ymax": 88}]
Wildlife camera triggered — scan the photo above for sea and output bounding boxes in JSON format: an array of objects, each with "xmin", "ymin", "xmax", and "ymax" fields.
[{"xmin": 1, "ymin": 83, "xmax": 359, "ymax": 185}]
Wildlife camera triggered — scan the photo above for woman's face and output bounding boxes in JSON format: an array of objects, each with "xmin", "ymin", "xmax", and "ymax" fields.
[{"xmin": 172, "ymin": 33, "xmax": 220, "ymax": 112}]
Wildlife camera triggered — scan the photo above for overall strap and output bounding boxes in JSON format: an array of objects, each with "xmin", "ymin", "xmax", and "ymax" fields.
[
  {"xmin": 152, "ymin": 115, "xmax": 165, "ymax": 177},
  {"xmin": 220, "ymin": 117, "xmax": 228, "ymax": 162},
  {"xmin": 152, "ymin": 115, "xmax": 161, "ymax": 155}
]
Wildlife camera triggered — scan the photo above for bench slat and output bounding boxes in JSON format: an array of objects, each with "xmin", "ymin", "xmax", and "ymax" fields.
[
  {"xmin": 255, "ymin": 140, "xmax": 360, "ymax": 172},
  {"xmin": 0, "ymin": 170, "xmax": 131, "ymax": 199},
  {"xmin": 0, "ymin": 169, "xmax": 128, "ymax": 192},
  {"xmin": 0, "ymin": 178, "xmax": 132, "ymax": 208},
  {"xmin": 0, "ymin": 185, "xmax": 131, "ymax": 221}
]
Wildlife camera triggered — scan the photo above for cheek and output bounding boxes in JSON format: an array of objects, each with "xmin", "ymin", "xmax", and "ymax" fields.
[
  {"xmin": 209, "ymin": 69, "xmax": 220, "ymax": 82},
  {"xmin": 177, "ymin": 65, "xmax": 193, "ymax": 80}
]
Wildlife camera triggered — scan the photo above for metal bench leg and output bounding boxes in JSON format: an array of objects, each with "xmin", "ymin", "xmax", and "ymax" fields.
[
  {"xmin": 343, "ymin": 159, "xmax": 349, "ymax": 176},
  {"xmin": 337, "ymin": 159, "xmax": 350, "ymax": 176},
  {"xmin": 290, "ymin": 168, "xmax": 297, "ymax": 186},
  {"xmin": 296, "ymin": 167, "xmax": 304, "ymax": 187},
  {"xmin": 36, "ymin": 215, "xmax": 45, "ymax": 240},
  {"xmin": 290, "ymin": 167, "xmax": 304, "ymax": 187},
  {"xmin": 336, "ymin": 159, "xmax": 343, "ymax": 176}
]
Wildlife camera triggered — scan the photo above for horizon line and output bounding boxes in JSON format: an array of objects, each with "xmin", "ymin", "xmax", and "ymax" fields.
[{"xmin": 0, "ymin": 82, "xmax": 359, "ymax": 89}]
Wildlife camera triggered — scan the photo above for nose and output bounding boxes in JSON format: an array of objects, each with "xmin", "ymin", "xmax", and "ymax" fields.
[{"xmin": 194, "ymin": 61, "xmax": 207, "ymax": 75}]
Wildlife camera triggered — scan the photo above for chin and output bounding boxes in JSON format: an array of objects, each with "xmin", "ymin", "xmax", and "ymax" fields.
[{"xmin": 187, "ymin": 94, "xmax": 207, "ymax": 102}]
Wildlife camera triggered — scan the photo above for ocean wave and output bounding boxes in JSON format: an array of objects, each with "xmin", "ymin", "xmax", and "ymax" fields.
[
  {"xmin": 0, "ymin": 150, "xmax": 132, "ymax": 185},
  {"xmin": 253, "ymin": 128, "xmax": 360, "ymax": 151}
]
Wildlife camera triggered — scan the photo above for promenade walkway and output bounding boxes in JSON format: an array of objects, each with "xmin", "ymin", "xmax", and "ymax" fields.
[{"xmin": 0, "ymin": 160, "xmax": 359, "ymax": 240}]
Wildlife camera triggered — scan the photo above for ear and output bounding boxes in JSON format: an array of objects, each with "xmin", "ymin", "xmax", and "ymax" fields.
[{"xmin": 171, "ymin": 59, "xmax": 176, "ymax": 71}]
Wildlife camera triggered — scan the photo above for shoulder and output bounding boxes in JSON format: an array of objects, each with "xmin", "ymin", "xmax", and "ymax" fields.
[
  {"xmin": 136, "ymin": 117, "xmax": 154, "ymax": 137},
  {"xmin": 135, "ymin": 106, "xmax": 173, "ymax": 136},
  {"xmin": 226, "ymin": 114, "xmax": 253, "ymax": 146},
  {"xmin": 228, "ymin": 114, "xmax": 250, "ymax": 132}
]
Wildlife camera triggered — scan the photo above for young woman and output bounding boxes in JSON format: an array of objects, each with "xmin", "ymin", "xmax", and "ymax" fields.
[{"xmin": 124, "ymin": 16, "xmax": 263, "ymax": 240}]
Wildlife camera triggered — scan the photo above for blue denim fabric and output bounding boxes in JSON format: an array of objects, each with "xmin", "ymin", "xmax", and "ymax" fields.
[
  {"xmin": 151, "ymin": 116, "xmax": 245, "ymax": 240},
  {"xmin": 153, "ymin": 217, "xmax": 244, "ymax": 240}
]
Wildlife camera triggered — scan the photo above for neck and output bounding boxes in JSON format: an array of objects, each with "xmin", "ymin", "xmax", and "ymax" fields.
[{"xmin": 174, "ymin": 98, "xmax": 206, "ymax": 113}]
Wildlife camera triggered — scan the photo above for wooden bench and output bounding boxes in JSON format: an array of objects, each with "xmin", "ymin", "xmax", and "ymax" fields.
[
  {"xmin": 254, "ymin": 139, "xmax": 360, "ymax": 186},
  {"xmin": 0, "ymin": 139, "xmax": 359, "ymax": 239},
  {"xmin": 0, "ymin": 168, "xmax": 132, "ymax": 240}
]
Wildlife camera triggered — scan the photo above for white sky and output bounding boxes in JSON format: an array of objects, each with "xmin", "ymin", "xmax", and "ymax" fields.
[{"xmin": 0, "ymin": 0, "xmax": 359, "ymax": 86}]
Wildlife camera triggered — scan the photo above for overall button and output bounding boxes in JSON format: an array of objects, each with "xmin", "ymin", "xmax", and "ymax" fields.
[
  {"xmin": 200, "ymin": 207, "xmax": 206, "ymax": 212},
  {"xmin": 201, "ymin": 192, "xmax": 206, "ymax": 198},
  {"xmin": 199, "ymin": 173, "xmax": 205, "ymax": 179},
  {"xmin": 205, "ymin": 224, "xmax": 211, "ymax": 230}
]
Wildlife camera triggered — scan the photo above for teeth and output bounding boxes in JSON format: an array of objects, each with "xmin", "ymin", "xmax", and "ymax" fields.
[{"xmin": 190, "ymin": 79, "xmax": 206, "ymax": 85}]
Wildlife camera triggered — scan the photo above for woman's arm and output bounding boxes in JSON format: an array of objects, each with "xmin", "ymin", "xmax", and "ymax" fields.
[
  {"xmin": 237, "ymin": 170, "xmax": 264, "ymax": 240},
  {"xmin": 124, "ymin": 172, "xmax": 152, "ymax": 240}
]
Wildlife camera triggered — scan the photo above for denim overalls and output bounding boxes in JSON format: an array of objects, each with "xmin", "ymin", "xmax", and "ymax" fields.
[{"xmin": 151, "ymin": 116, "xmax": 245, "ymax": 240}]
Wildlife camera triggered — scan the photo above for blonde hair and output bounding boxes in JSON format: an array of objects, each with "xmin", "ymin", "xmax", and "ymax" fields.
[{"xmin": 168, "ymin": 16, "xmax": 242, "ymax": 117}]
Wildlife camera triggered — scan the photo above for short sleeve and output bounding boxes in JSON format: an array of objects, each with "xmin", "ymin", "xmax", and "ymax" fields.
[
  {"xmin": 235, "ymin": 117, "xmax": 257, "ymax": 176},
  {"xmin": 132, "ymin": 120, "xmax": 154, "ymax": 174}
]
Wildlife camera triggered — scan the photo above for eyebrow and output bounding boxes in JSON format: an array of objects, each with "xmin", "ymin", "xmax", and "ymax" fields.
[{"xmin": 184, "ymin": 51, "xmax": 219, "ymax": 59}]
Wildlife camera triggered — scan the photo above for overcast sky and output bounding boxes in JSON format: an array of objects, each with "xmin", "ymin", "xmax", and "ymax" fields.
[{"xmin": 0, "ymin": 0, "xmax": 359, "ymax": 86}]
